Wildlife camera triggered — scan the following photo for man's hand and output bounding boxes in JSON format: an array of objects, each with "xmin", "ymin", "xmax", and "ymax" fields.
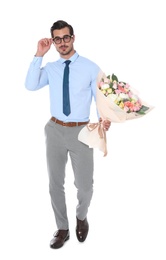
[
  {"xmin": 99, "ymin": 118, "xmax": 111, "ymax": 131},
  {"xmin": 35, "ymin": 38, "xmax": 53, "ymax": 57}
]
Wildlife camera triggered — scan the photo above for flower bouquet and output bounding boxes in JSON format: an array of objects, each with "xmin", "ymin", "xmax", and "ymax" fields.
[
  {"xmin": 78, "ymin": 70, "xmax": 154, "ymax": 156},
  {"xmin": 97, "ymin": 71, "xmax": 152, "ymax": 122}
]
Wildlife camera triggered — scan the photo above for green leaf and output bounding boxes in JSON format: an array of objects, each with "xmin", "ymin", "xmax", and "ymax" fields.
[
  {"xmin": 119, "ymin": 81, "xmax": 126, "ymax": 85},
  {"xmin": 112, "ymin": 73, "xmax": 118, "ymax": 82},
  {"xmin": 140, "ymin": 105, "xmax": 149, "ymax": 112},
  {"xmin": 137, "ymin": 111, "xmax": 146, "ymax": 115},
  {"xmin": 137, "ymin": 105, "xmax": 149, "ymax": 114}
]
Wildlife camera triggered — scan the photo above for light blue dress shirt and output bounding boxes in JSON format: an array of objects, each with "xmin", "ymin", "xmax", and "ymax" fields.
[{"xmin": 25, "ymin": 52, "xmax": 101, "ymax": 122}]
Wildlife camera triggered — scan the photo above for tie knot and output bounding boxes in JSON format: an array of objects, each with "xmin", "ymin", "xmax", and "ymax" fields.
[{"xmin": 64, "ymin": 60, "xmax": 71, "ymax": 66}]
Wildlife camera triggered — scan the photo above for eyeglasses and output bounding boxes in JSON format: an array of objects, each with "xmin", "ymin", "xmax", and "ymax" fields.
[{"xmin": 53, "ymin": 35, "xmax": 73, "ymax": 44}]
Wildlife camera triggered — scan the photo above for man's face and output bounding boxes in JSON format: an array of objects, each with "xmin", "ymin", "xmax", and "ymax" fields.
[{"xmin": 52, "ymin": 27, "xmax": 75, "ymax": 57}]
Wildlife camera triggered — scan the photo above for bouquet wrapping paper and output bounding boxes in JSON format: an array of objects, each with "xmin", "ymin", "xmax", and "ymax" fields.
[{"xmin": 78, "ymin": 70, "xmax": 154, "ymax": 156}]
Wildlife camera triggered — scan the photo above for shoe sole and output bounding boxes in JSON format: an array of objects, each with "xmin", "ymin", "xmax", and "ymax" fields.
[{"xmin": 50, "ymin": 235, "xmax": 70, "ymax": 249}]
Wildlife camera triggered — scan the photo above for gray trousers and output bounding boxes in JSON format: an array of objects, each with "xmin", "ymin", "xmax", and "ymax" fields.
[{"xmin": 44, "ymin": 119, "xmax": 94, "ymax": 230}]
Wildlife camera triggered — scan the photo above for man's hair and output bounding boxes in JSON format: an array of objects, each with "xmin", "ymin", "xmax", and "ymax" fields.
[{"xmin": 50, "ymin": 20, "xmax": 74, "ymax": 38}]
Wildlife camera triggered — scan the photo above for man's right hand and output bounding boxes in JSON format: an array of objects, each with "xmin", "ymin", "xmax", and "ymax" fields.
[{"xmin": 35, "ymin": 38, "xmax": 53, "ymax": 57}]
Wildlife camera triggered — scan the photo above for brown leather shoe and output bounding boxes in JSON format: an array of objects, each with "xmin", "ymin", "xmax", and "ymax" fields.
[
  {"xmin": 50, "ymin": 230, "xmax": 69, "ymax": 249},
  {"xmin": 76, "ymin": 217, "xmax": 89, "ymax": 242}
]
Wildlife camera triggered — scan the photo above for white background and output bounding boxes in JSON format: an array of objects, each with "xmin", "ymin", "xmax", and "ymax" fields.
[{"xmin": 0, "ymin": 0, "xmax": 166, "ymax": 259}]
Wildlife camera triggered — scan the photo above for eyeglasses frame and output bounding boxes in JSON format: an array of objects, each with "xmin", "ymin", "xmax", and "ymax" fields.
[{"xmin": 52, "ymin": 35, "xmax": 74, "ymax": 44}]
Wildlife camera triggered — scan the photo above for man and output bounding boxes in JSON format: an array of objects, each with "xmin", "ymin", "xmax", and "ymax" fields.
[{"xmin": 25, "ymin": 20, "xmax": 111, "ymax": 249}]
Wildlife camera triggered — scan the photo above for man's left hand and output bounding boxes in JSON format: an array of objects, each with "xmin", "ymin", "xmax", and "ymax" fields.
[{"xmin": 101, "ymin": 119, "xmax": 111, "ymax": 131}]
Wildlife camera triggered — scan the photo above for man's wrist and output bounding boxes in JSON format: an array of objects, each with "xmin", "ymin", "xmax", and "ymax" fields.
[{"xmin": 34, "ymin": 52, "xmax": 44, "ymax": 57}]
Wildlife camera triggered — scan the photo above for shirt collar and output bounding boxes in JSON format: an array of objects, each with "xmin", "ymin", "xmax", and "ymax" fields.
[{"xmin": 59, "ymin": 52, "xmax": 79, "ymax": 64}]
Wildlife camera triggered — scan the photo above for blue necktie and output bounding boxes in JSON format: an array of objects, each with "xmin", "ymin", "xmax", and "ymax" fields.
[{"xmin": 63, "ymin": 60, "xmax": 71, "ymax": 116}]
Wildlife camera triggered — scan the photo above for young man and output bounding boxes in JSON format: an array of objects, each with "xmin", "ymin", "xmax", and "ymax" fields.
[{"xmin": 25, "ymin": 20, "xmax": 111, "ymax": 249}]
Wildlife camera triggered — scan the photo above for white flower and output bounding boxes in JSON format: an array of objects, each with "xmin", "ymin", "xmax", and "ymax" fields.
[
  {"xmin": 119, "ymin": 93, "xmax": 129, "ymax": 100},
  {"xmin": 112, "ymin": 82, "xmax": 118, "ymax": 89},
  {"xmin": 101, "ymin": 83, "xmax": 109, "ymax": 90},
  {"xmin": 108, "ymin": 94, "xmax": 117, "ymax": 101},
  {"xmin": 131, "ymin": 94, "xmax": 139, "ymax": 101}
]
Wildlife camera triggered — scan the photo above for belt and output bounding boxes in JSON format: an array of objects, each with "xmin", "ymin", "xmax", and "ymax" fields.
[{"xmin": 51, "ymin": 117, "xmax": 89, "ymax": 127}]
